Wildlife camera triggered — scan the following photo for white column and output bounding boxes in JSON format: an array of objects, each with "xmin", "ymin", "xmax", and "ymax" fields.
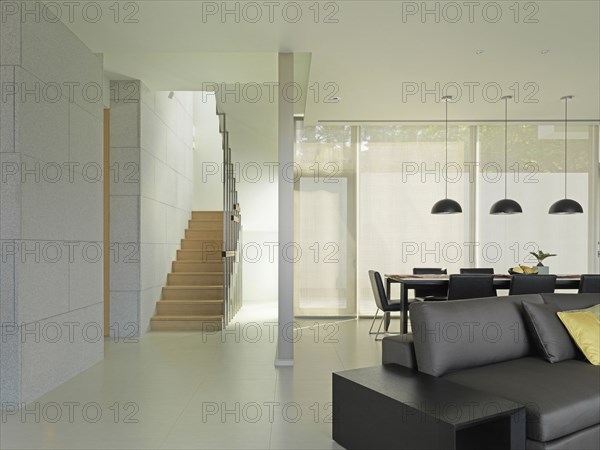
[{"xmin": 276, "ymin": 53, "xmax": 294, "ymax": 366}]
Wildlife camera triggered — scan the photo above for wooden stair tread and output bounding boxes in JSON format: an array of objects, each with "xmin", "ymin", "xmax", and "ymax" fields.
[
  {"xmin": 157, "ymin": 299, "xmax": 223, "ymax": 303},
  {"xmin": 178, "ymin": 248, "xmax": 222, "ymax": 251},
  {"xmin": 181, "ymin": 238, "xmax": 223, "ymax": 241},
  {"xmin": 169, "ymin": 272, "xmax": 224, "ymax": 275},
  {"xmin": 177, "ymin": 246, "xmax": 221, "ymax": 253},
  {"xmin": 173, "ymin": 260, "xmax": 223, "ymax": 263},
  {"xmin": 152, "ymin": 210, "xmax": 234, "ymax": 331},
  {"xmin": 181, "ymin": 239, "xmax": 222, "ymax": 241},
  {"xmin": 163, "ymin": 285, "xmax": 223, "ymax": 289},
  {"xmin": 151, "ymin": 315, "xmax": 223, "ymax": 321},
  {"xmin": 178, "ymin": 246, "xmax": 223, "ymax": 253}
]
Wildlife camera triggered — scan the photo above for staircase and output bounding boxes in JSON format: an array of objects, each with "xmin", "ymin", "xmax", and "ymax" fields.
[
  {"xmin": 150, "ymin": 104, "xmax": 242, "ymax": 331},
  {"xmin": 150, "ymin": 211, "xmax": 225, "ymax": 331}
]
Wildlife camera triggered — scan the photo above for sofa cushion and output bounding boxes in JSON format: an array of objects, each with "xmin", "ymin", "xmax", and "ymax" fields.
[
  {"xmin": 409, "ymin": 294, "xmax": 543, "ymax": 377},
  {"xmin": 443, "ymin": 357, "xmax": 600, "ymax": 442},
  {"xmin": 522, "ymin": 302, "xmax": 580, "ymax": 363},
  {"xmin": 382, "ymin": 335, "xmax": 416, "ymax": 369},
  {"xmin": 557, "ymin": 305, "xmax": 600, "ymax": 365},
  {"xmin": 526, "ymin": 424, "xmax": 600, "ymax": 450},
  {"xmin": 541, "ymin": 293, "xmax": 600, "ymax": 310}
]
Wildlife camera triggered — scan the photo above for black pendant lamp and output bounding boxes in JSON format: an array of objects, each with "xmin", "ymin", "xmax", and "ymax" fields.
[
  {"xmin": 431, "ymin": 96, "xmax": 462, "ymax": 214},
  {"xmin": 548, "ymin": 96, "xmax": 584, "ymax": 214},
  {"xmin": 490, "ymin": 95, "xmax": 523, "ymax": 215}
]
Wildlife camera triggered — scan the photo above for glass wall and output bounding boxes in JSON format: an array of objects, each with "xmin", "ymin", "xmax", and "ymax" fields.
[
  {"xmin": 294, "ymin": 122, "xmax": 598, "ymax": 317},
  {"xmin": 358, "ymin": 125, "xmax": 472, "ymax": 314},
  {"xmin": 477, "ymin": 124, "xmax": 593, "ymax": 276}
]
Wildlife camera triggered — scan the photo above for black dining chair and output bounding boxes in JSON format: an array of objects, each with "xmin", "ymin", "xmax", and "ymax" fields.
[
  {"xmin": 460, "ymin": 268, "xmax": 494, "ymax": 274},
  {"xmin": 509, "ymin": 274, "xmax": 557, "ymax": 295},
  {"xmin": 412, "ymin": 267, "xmax": 448, "ymax": 301},
  {"xmin": 368, "ymin": 270, "xmax": 406, "ymax": 340},
  {"xmin": 447, "ymin": 274, "xmax": 497, "ymax": 300},
  {"xmin": 578, "ymin": 275, "xmax": 600, "ymax": 294}
]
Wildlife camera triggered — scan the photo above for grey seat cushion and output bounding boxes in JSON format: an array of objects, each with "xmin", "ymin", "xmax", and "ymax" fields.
[
  {"xmin": 527, "ymin": 424, "xmax": 600, "ymax": 450},
  {"xmin": 443, "ymin": 357, "xmax": 600, "ymax": 442}
]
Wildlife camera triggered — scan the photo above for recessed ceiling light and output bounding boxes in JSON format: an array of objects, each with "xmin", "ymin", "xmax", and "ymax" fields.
[
  {"xmin": 541, "ymin": 49, "xmax": 550, "ymax": 54},
  {"xmin": 475, "ymin": 49, "xmax": 484, "ymax": 54}
]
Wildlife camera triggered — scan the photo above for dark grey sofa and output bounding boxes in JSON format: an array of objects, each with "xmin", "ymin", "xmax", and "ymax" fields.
[{"xmin": 382, "ymin": 293, "xmax": 600, "ymax": 450}]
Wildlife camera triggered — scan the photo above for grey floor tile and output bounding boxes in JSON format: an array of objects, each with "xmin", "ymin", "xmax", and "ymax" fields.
[{"xmin": 2, "ymin": 306, "xmax": 386, "ymax": 450}]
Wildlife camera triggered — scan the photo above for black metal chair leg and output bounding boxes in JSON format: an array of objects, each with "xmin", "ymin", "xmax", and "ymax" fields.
[
  {"xmin": 368, "ymin": 309, "xmax": 381, "ymax": 334},
  {"xmin": 384, "ymin": 312, "xmax": 391, "ymax": 331}
]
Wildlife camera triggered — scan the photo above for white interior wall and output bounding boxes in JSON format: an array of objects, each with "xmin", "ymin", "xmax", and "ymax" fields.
[
  {"xmin": 139, "ymin": 89, "xmax": 195, "ymax": 332},
  {"xmin": 0, "ymin": 6, "xmax": 104, "ymax": 404},
  {"xmin": 109, "ymin": 85, "xmax": 195, "ymax": 335},
  {"xmin": 190, "ymin": 90, "xmax": 278, "ymax": 306},
  {"xmin": 109, "ymin": 80, "xmax": 141, "ymax": 338},
  {"xmin": 217, "ymin": 90, "xmax": 279, "ymax": 306},
  {"xmin": 193, "ymin": 93, "xmax": 223, "ymax": 211}
]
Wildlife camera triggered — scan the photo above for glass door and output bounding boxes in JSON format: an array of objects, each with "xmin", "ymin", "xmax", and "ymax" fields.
[{"xmin": 293, "ymin": 123, "xmax": 357, "ymax": 316}]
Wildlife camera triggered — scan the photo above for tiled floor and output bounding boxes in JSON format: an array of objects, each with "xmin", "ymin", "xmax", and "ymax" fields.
[{"xmin": 1, "ymin": 303, "xmax": 396, "ymax": 449}]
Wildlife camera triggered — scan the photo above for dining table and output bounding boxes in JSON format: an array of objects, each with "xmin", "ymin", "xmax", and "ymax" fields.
[{"xmin": 384, "ymin": 274, "xmax": 582, "ymax": 334}]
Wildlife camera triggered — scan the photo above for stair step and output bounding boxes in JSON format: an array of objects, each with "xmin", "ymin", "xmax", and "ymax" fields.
[
  {"xmin": 172, "ymin": 261, "xmax": 223, "ymax": 272},
  {"xmin": 168, "ymin": 272, "xmax": 224, "ymax": 286},
  {"xmin": 162, "ymin": 286, "xmax": 223, "ymax": 300},
  {"xmin": 150, "ymin": 210, "xmax": 231, "ymax": 332},
  {"xmin": 151, "ymin": 315, "xmax": 223, "ymax": 331},
  {"xmin": 188, "ymin": 220, "xmax": 224, "ymax": 230},
  {"xmin": 177, "ymin": 249, "xmax": 222, "ymax": 261},
  {"xmin": 181, "ymin": 239, "xmax": 223, "ymax": 250},
  {"xmin": 185, "ymin": 229, "xmax": 222, "ymax": 240},
  {"xmin": 156, "ymin": 300, "xmax": 223, "ymax": 316},
  {"xmin": 192, "ymin": 211, "xmax": 223, "ymax": 220}
]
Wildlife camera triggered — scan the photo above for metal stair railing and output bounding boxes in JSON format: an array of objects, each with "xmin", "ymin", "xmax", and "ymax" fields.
[{"xmin": 217, "ymin": 109, "xmax": 243, "ymax": 326}]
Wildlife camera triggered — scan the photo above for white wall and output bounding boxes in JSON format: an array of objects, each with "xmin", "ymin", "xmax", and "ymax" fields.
[
  {"xmin": 190, "ymin": 90, "xmax": 279, "ymax": 306},
  {"xmin": 1, "ymin": 4, "xmax": 104, "ymax": 404},
  {"xmin": 109, "ymin": 80, "xmax": 141, "ymax": 338},
  {"xmin": 109, "ymin": 84, "xmax": 195, "ymax": 335},
  {"xmin": 478, "ymin": 173, "xmax": 590, "ymax": 274},
  {"xmin": 217, "ymin": 89, "xmax": 279, "ymax": 305},
  {"xmin": 193, "ymin": 92, "xmax": 223, "ymax": 211},
  {"xmin": 139, "ymin": 89, "xmax": 195, "ymax": 331}
]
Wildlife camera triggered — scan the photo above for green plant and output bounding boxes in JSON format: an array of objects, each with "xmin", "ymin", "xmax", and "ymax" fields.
[{"xmin": 530, "ymin": 250, "xmax": 557, "ymax": 265}]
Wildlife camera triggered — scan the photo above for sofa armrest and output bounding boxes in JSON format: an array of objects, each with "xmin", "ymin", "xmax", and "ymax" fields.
[
  {"xmin": 333, "ymin": 365, "xmax": 527, "ymax": 450},
  {"xmin": 382, "ymin": 334, "xmax": 417, "ymax": 369}
]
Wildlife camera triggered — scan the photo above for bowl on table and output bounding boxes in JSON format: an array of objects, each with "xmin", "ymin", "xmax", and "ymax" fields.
[{"xmin": 508, "ymin": 266, "xmax": 539, "ymax": 275}]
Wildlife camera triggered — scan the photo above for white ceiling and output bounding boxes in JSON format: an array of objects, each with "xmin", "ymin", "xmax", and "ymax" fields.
[{"xmin": 63, "ymin": 1, "xmax": 600, "ymax": 123}]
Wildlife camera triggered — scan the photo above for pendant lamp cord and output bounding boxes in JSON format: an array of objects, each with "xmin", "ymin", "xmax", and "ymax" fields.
[
  {"xmin": 445, "ymin": 98, "xmax": 448, "ymax": 199},
  {"xmin": 564, "ymin": 97, "xmax": 568, "ymax": 198},
  {"xmin": 504, "ymin": 96, "xmax": 508, "ymax": 199}
]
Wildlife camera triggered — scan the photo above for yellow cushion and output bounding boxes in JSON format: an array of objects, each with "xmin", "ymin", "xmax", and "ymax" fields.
[{"xmin": 557, "ymin": 305, "xmax": 600, "ymax": 366}]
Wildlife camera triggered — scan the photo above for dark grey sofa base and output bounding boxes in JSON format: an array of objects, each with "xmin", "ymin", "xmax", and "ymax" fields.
[
  {"xmin": 379, "ymin": 293, "xmax": 600, "ymax": 450},
  {"xmin": 442, "ymin": 358, "xmax": 600, "ymax": 443},
  {"xmin": 527, "ymin": 423, "xmax": 600, "ymax": 450}
]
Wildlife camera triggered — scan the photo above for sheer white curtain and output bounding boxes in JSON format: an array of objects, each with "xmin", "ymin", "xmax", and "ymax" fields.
[
  {"xmin": 477, "ymin": 124, "xmax": 592, "ymax": 275},
  {"xmin": 357, "ymin": 126, "xmax": 470, "ymax": 315},
  {"xmin": 294, "ymin": 124, "xmax": 356, "ymax": 316}
]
